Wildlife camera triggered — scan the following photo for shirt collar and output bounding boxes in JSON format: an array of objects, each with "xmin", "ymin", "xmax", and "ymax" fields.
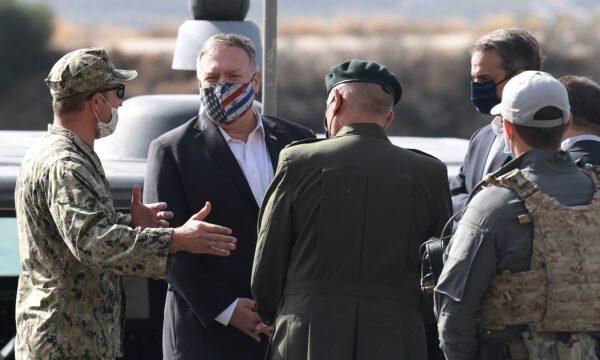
[
  {"xmin": 48, "ymin": 124, "xmax": 95, "ymax": 156},
  {"xmin": 335, "ymin": 123, "xmax": 389, "ymax": 141},
  {"xmin": 519, "ymin": 149, "xmax": 576, "ymax": 169},
  {"xmin": 47, "ymin": 124, "xmax": 104, "ymax": 172},
  {"xmin": 561, "ymin": 135, "xmax": 600, "ymax": 150}
]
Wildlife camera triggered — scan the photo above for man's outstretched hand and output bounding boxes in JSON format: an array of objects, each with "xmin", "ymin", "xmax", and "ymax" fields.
[
  {"xmin": 170, "ymin": 202, "xmax": 237, "ymax": 256},
  {"xmin": 131, "ymin": 184, "xmax": 174, "ymax": 228}
]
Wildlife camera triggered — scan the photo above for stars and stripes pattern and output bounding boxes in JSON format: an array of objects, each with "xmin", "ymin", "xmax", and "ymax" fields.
[{"xmin": 201, "ymin": 80, "xmax": 255, "ymax": 125}]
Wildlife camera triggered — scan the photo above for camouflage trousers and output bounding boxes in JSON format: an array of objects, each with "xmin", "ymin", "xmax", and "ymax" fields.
[{"xmin": 521, "ymin": 332, "xmax": 599, "ymax": 360}]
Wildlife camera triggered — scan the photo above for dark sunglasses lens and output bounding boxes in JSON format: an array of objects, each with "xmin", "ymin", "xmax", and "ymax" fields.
[{"xmin": 117, "ymin": 85, "xmax": 125, "ymax": 99}]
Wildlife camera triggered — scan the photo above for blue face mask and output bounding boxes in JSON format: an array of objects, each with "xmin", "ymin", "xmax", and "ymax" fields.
[{"xmin": 470, "ymin": 74, "xmax": 512, "ymax": 114}]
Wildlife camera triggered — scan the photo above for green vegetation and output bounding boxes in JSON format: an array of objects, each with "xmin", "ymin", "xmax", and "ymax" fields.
[
  {"xmin": 0, "ymin": 0, "xmax": 53, "ymax": 89},
  {"xmin": 0, "ymin": 3, "xmax": 598, "ymax": 138},
  {"xmin": 0, "ymin": 0, "xmax": 55, "ymax": 129}
]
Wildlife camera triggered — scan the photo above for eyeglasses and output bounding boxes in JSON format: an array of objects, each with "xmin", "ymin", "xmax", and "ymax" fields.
[
  {"xmin": 103, "ymin": 84, "xmax": 125, "ymax": 100},
  {"xmin": 103, "ymin": 84, "xmax": 126, "ymax": 100}
]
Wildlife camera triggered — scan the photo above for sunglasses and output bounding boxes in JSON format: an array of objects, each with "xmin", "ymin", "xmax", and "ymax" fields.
[{"xmin": 103, "ymin": 84, "xmax": 126, "ymax": 100}]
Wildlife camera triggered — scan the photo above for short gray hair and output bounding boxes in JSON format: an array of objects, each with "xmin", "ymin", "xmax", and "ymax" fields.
[
  {"xmin": 198, "ymin": 34, "xmax": 258, "ymax": 69},
  {"xmin": 333, "ymin": 82, "xmax": 394, "ymax": 115},
  {"xmin": 471, "ymin": 28, "xmax": 542, "ymax": 75}
]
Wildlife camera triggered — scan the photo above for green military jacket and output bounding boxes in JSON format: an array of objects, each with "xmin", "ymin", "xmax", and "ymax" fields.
[
  {"xmin": 14, "ymin": 125, "xmax": 172, "ymax": 359},
  {"xmin": 252, "ymin": 123, "xmax": 452, "ymax": 360}
]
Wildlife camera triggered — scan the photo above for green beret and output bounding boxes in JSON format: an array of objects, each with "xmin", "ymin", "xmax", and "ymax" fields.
[
  {"xmin": 45, "ymin": 47, "xmax": 137, "ymax": 100},
  {"xmin": 325, "ymin": 59, "xmax": 402, "ymax": 105}
]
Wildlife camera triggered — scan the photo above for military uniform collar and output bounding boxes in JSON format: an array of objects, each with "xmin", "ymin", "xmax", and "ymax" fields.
[
  {"xmin": 490, "ymin": 149, "xmax": 574, "ymax": 178},
  {"xmin": 471, "ymin": 149, "xmax": 575, "ymax": 203},
  {"xmin": 519, "ymin": 149, "xmax": 576, "ymax": 169},
  {"xmin": 335, "ymin": 123, "xmax": 389, "ymax": 141},
  {"xmin": 47, "ymin": 124, "xmax": 104, "ymax": 172}
]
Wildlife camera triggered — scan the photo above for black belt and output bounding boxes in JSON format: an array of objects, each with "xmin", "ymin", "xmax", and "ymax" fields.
[{"xmin": 284, "ymin": 279, "xmax": 419, "ymax": 306}]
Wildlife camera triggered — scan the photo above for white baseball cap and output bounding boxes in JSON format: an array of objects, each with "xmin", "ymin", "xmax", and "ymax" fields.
[{"xmin": 491, "ymin": 71, "xmax": 571, "ymax": 128}]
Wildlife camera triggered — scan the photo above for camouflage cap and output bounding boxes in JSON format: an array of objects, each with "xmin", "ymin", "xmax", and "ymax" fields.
[{"xmin": 45, "ymin": 47, "xmax": 137, "ymax": 100}]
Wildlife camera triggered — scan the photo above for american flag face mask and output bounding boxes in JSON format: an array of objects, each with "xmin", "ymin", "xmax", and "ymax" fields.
[{"xmin": 200, "ymin": 74, "xmax": 256, "ymax": 125}]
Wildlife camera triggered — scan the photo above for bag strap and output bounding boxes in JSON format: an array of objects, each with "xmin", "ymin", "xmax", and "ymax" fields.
[{"xmin": 493, "ymin": 169, "xmax": 540, "ymax": 200}]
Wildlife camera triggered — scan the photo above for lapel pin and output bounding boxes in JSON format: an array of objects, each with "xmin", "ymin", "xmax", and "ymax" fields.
[{"xmin": 269, "ymin": 134, "xmax": 278, "ymax": 141}]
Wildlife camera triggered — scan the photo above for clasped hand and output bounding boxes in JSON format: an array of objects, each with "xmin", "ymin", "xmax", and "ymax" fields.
[{"xmin": 230, "ymin": 298, "xmax": 274, "ymax": 342}]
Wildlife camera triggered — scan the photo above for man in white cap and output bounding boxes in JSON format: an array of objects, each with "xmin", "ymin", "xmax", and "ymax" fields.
[{"xmin": 435, "ymin": 71, "xmax": 600, "ymax": 359}]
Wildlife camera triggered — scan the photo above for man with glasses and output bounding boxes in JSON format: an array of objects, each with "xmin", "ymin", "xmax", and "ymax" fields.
[{"xmin": 15, "ymin": 47, "xmax": 238, "ymax": 359}]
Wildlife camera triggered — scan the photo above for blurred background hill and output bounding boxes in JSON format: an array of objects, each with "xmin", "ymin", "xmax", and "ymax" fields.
[
  {"xmin": 3, "ymin": 0, "xmax": 600, "ymax": 138},
  {"xmin": 16, "ymin": 0, "xmax": 600, "ymax": 30}
]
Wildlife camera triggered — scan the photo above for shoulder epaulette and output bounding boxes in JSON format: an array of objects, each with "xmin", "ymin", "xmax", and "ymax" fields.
[
  {"xmin": 285, "ymin": 137, "xmax": 324, "ymax": 149},
  {"xmin": 406, "ymin": 148, "xmax": 443, "ymax": 163}
]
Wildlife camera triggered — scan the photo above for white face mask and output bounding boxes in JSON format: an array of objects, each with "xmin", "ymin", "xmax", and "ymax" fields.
[
  {"xmin": 493, "ymin": 116, "xmax": 513, "ymax": 157},
  {"xmin": 92, "ymin": 93, "xmax": 119, "ymax": 139},
  {"xmin": 491, "ymin": 115, "xmax": 504, "ymax": 137}
]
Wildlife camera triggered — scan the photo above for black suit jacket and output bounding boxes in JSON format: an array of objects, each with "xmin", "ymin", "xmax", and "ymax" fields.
[
  {"xmin": 449, "ymin": 124, "xmax": 510, "ymax": 215},
  {"xmin": 562, "ymin": 139, "xmax": 600, "ymax": 166},
  {"xmin": 143, "ymin": 115, "xmax": 314, "ymax": 360}
]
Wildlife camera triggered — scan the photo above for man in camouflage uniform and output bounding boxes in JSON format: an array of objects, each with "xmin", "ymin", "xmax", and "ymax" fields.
[
  {"xmin": 435, "ymin": 71, "xmax": 600, "ymax": 359},
  {"xmin": 14, "ymin": 48, "xmax": 238, "ymax": 359}
]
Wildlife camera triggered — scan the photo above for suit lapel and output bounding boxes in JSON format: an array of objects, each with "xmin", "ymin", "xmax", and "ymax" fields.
[
  {"xmin": 194, "ymin": 118, "xmax": 258, "ymax": 207},
  {"xmin": 262, "ymin": 116, "xmax": 287, "ymax": 171}
]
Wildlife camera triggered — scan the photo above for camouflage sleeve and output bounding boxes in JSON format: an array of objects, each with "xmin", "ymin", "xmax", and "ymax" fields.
[
  {"xmin": 46, "ymin": 160, "xmax": 172, "ymax": 279},
  {"xmin": 116, "ymin": 212, "xmax": 132, "ymax": 226}
]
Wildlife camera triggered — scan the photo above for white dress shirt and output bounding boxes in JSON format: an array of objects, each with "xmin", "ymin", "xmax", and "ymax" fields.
[
  {"xmin": 200, "ymin": 108, "xmax": 274, "ymax": 325},
  {"xmin": 561, "ymin": 134, "xmax": 600, "ymax": 150},
  {"xmin": 217, "ymin": 115, "xmax": 274, "ymax": 205}
]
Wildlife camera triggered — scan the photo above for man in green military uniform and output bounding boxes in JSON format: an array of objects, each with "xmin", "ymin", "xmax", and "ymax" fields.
[
  {"xmin": 251, "ymin": 60, "xmax": 452, "ymax": 360},
  {"xmin": 14, "ymin": 48, "xmax": 238, "ymax": 359},
  {"xmin": 435, "ymin": 71, "xmax": 600, "ymax": 359}
]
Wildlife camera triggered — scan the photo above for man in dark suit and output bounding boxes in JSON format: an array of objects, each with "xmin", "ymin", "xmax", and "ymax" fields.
[
  {"xmin": 143, "ymin": 34, "xmax": 314, "ymax": 360},
  {"xmin": 252, "ymin": 60, "xmax": 452, "ymax": 360},
  {"xmin": 559, "ymin": 75, "xmax": 600, "ymax": 166},
  {"xmin": 450, "ymin": 28, "xmax": 542, "ymax": 214}
]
